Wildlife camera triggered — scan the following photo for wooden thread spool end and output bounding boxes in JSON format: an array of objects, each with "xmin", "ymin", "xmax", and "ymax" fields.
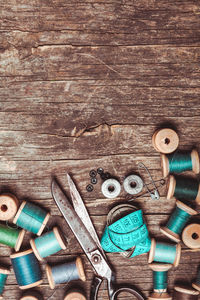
[
  {"xmin": 148, "ymin": 293, "xmax": 172, "ymax": 300},
  {"xmin": 166, "ymin": 176, "xmax": 176, "ymax": 200},
  {"xmin": 148, "ymin": 238, "xmax": 181, "ymax": 267},
  {"xmin": 11, "ymin": 249, "xmax": 43, "ymax": 290},
  {"xmin": 37, "ymin": 212, "xmax": 50, "ymax": 236},
  {"xmin": 15, "ymin": 229, "xmax": 26, "ymax": 252},
  {"xmin": 182, "ymin": 224, "xmax": 200, "ymax": 249},
  {"xmin": 0, "ymin": 194, "xmax": 19, "ymax": 221},
  {"xmin": 195, "ymin": 183, "xmax": 200, "ymax": 205},
  {"xmin": 191, "ymin": 149, "xmax": 200, "ymax": 174},
  {"xmin": 152, "ymin": 128, "xmax": 179, "ymax": 154},
  {"xmin": 0, "ymin": 267, "xmax": 10, "ymax": 275},
  {"xmin": 64, "ymin": 291, "xmax": 86, "ymax": 300},
  {"xmin": 161, "ymin": 155, "xmax": 169, "ymax": 178},
  {"xmin": 192, "ymin": 283, "xmax": 200, "ymax": 292},
  {"xmin": 149, "ymin": 263, "xmax": 172, "ymax": 272},
  {"xmin": 174, "ymin": 286, "xmax": 199, "ymax": 295},
  {"xmin": 20, "ymin": 296, "xmax": 40, "ymax": 300}
]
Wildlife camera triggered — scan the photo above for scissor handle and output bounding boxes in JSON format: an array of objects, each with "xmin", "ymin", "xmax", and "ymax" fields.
[
  {"xmin": 111, "ymin": 287, "xmax": 145, "ymax": 300},
  {"xmin": 90, "ymin": 276, "xmax": 103, "ymax": 300}
]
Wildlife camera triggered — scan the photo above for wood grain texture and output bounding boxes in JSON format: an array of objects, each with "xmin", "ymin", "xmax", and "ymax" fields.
[{"xmin": 1, "ymin": 0, "xmax": 200, "ymax": 298}]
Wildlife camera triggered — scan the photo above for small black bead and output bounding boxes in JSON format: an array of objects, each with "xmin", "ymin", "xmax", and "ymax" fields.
[
  {"xmin": 104, "ymin": 172, "xmax": 111, "ymax": 179},
  {"xmin": 97, "ymin": 167, "xmax": 104, "ymax": 174},
  {"xmin": 100, "ymin": 173, "xmax": 106, "ymax": 180},
  {"xmin": 91, "ymin": 177, "xmax": 97, "ymax": 184},
  {"xmin": 89, "ymin": 169, "xmax": 97, "ymax": 178},
  {"xmin": 86, "ymin": 184, "xmax": 94, "ymax": 192}
]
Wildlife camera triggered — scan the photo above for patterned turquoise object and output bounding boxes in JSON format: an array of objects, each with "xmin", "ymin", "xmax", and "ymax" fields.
[
  {"xmin": 11, "ymin": 251, "xmax": 42, "ymax": 287},
  {"xmin": 168, "ymin": 151, "xmax": 193, "ymax": 174},
  {"xmin": 16, "ymin": 202, "xmax": 47, "ymax": 234},
  {"xmin": 34, "ymin": 230, "xmax": 62, "ymax": 258},
  {"xmin": 101, "ymin": 210, "xmax": 151, "ymax": 258},
  {"xmin": 0, "ymin": 272, "xmax": 8, "ymax": 295},
  {"xmin": 154, "ymin": 242, "xmax": 177, "ymax": 264},
  {"xmin": 153, "ymin": 271, "xmax": 167, "ymax": 290},
  {"xmin": 167, "ymin": 206, "xmax": 190, "ymax": 235}
]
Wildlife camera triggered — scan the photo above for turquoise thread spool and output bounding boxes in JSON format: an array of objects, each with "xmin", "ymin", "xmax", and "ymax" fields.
[
  {"xmin": 148, "ymin": 238, "xmax": 181, "ymax": 267},
  {"xmin": 192, "ymin": 266, "xmax": 200, "ymax": 292},
  {"xmin": 0, "ymin": 223, "xmax": 25, "ymax": 251},
  {"xmin": 161, "ymin": 149, "xmax": 199, "ymax": 177},
  {"xmin": 30, "ymin": 227, "xmax": 66, "ymax": 261},
  {"xmin": 161, "ymin": 200, "xmax": 197, "ymax": 243},
  {"xmin": 167, "ymin": 175, "xmax": 200, "ymax": 204},
  {"xmin": 148, "ymin": 263, "xmax": 172, "ymax": 300},
  {"xmin": 13, "ymin": 201, "xmax": 50, "ymax": 236},
  {"xmin": 11, "ymin": 249, "xmax": 43, "ymax": 289},
  {"xmin": 0, "ymin": 267, "xmax": 10, "ymax": 297},
  {"xmin": 46, "ymin": 257, "xmax": 86, "ymax": 289}
]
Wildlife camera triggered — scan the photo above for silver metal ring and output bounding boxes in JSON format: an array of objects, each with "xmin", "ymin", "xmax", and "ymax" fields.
[
  {"xmin": 101, "ymin": 179, "xmax": 121, "ymax": 199},
  {"xmin": 123, "ymin": 175, "xmax": 143, "ymax": 195}
]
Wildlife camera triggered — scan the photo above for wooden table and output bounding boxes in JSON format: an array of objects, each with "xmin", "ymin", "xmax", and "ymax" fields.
[{"xmin": 1, "ymin": 0, "xmax": 200, "ymax": 299}]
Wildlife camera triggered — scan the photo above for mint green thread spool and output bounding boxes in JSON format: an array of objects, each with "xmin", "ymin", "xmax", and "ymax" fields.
[
  {"xmin": 148, "ymin": 238, "xmax": 181, "ymax": 267},
  {"xmin": 167, "ymin": 175, "xmax": 200, "ymax": 204},
  {"xmin": 0, "ymin": 267, "xmax": 10, "ymax": 297},
  {"xmin": 148, "ymin": 263, "xmax": 172, "ymax": 300},
  {"xmin": 30, "ymin": 227, "xmax": 67, "ymax": 261},
  {"xmin": 13, "ymin": 201, "xmax": 50, "ymax": 236},
  {"xmin": 161, "ymin": 149, "xmax": 199, "ymax": 177},
  {"xmin": 0, "ymin": 223, "xmax": 25, "ymax": 251},
  {"xmin": 161, "ymin": 200, "xmax": 197, "ymax": 243}
]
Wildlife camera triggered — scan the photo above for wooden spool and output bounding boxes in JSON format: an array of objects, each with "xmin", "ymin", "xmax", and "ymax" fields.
[
  {"xmin": 148, "ymin": 292, "xmax": 172, "ymax": 300},
  {"xmin": 174, "ymin": 286, "xmax": 199, "ymax": 296},
  {"xmin": 166, "ymin": 175, "xmax": 200, "ymax": 204},
  {"xmin": 0, "ymin": 194, "xmax": 19, "ymax": 221},
  {"xmin": 160, "ymin": 200, "xmax": 197, "ymax": 243},
  {"xmin": 182, "ymin": 224, "xmax": 200, "ymax": 249},
  {"xmin": 64, "ymin": 291, "xmax": 86, "ymax": 300},
  {"xmin": 161, "ymin": 149, "xmax": 200, "ymax": 178},
  {"xmin": 149, "ymin": 263, "xmax": 172, "ymax": 295},
  {"xmin": 148, "ymin": 238, "xmax": 181, "ymax": 267},
  {"xmin": 152, "ymin": 128, "xmax": 179, "ymax": 154}
]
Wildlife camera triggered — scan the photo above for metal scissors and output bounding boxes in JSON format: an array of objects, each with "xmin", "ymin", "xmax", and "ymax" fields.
[{"xmin": 51, "ymin": 174, "xmax": 145, "ymax": 300}]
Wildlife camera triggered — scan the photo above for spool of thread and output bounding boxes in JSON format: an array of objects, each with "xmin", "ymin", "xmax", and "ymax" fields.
[
  {"xmin": 182, "ymin": 224, "xmax": 200, "ymax": 249},
  {"xmin": 0, "ymin": 223, "xmax": 25, "ymax": 251},
  {"xmin": 0, "ymin": 194, "xmax": 19, "ymax": 221},
  {"xmin": 192, "ymin": 266, "xmax": 200, "ymax": 291},
  {"xmin": 20, "ymin": 290, "xmax": 43, "ymax": 300},
  {"xmin": 0, "ymin": 267, "xmax": 10, "ymax": 298},
  {"xmin": 30, "ymin": 227, "xmax": 66, "ymax": 261},
  {"xmin": 152, "ymin": 128, "xmax": 179, "ymax": 154},
  {"xmin": 167, "ymin": 175, "xmax": 200, "ymax": 204},
  {"xmin": 148, "ymin": 238, "xmax": 181, "ymax": 267},
  {"xmin": 160, "ymin": 200, "xmax": 197, "ymax": 243},
  {"xmin": 148, "ymin": 263, "xmax": 172, "ymax": 300},
  {"xmin": 64, "ymin": 290, "xmax": 86, "ymax": 300},
  {"xmin": 174, "ymin": 286, "xmax": 199, "ymax": 300},
  {"xmin": 161, "ymin": 150, "xmax": 200, "ymax": 177},
  {"xmin": 46, "ymin": 257, "xmax": 86, "ymax": 289},
  {"xmin": 11, "ymin": 249, "xmax": 43, "ymax": 289},
  {"xmin": 13, "ymin": 201, "xmax": 50, "ymax": 236}
]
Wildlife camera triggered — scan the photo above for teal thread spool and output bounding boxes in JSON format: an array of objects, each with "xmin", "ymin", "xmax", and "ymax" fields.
[
  {"xmin": 167, "ymin": 175, "xmax": 200, "ymax": 204},
  {"xmin": 148, "ymin": 238, "xmax": 181, "ymax": 267},
  {"xmin": 11, "ymin": 249, "xmax": 43, "ymax": 289},
  {"xmin": 30, "ymin": 227, "xmax": 66, "ymax": 261},
  {"xmin": 0, "ymin": 267, "xmax": 10, "ymax": 297},
  {"xmin": 13, "ymin": 201, "xmax": 50, "ymax": 236},
  {"xmin": 148, "ymin": 263, "xmax": 172, "ymax": 300},
  {"xmin": 161, "ymin": 200, "xmax": 197, "ymax": 243},
  {"xmin": 161, "ymin": 149, "xmax": 200, "ymax": 177},
  {"xmin": 46, "ymin": 257, "xmax": 86, "ymax": 289},
  {"xmin": 192, "ymin": 266, "xmax": 200, "ymax": 292},
  {"xmin": 0, "ymin": 223, "xmax": 25, "ymax": 251}
]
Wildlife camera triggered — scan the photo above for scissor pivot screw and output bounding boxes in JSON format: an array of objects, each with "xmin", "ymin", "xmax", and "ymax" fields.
[{"xmin": 92, "ymin": 254, "xmax": 101, "ymax": 264}]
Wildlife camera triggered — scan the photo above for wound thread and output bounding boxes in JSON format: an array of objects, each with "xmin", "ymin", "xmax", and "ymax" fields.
[{"xmin": 0, "ymin": 223, "xmax": 25, "ymax": 251}]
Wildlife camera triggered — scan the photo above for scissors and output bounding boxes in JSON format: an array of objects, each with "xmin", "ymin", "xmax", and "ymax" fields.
[{"xmin": 51, "ymin": 174, "xmax": 145, "ymax": 300}]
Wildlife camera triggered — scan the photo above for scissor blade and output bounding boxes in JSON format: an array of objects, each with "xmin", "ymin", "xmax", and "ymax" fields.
[
  {"xmin": 67, "ymin": 173, "xmax": 103, "ymax": 251},
  {"xmin": 51, "ymin": 179, "xmax": 97, "ymax": 255}
]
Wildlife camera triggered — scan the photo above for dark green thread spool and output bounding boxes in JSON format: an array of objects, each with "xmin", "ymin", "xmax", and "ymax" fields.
[
  {"xmin": 148, "ymin": 238, "xmax": 181, "ymax": 267},
  {"xmin": 0, "ymin": 223, "xmax": 25, "ymax": 251},
  {"xmin": 167, "ymin": 175, "xmax": 200, "ymax": 204},
  {"xmin": 161, "ymin": 150, "xmax": 199, "ymax": 177},
  {"xmin": 148, "ymin": 263, "xmax": 172, "ymax": 300},
  {"xmin": 161, "ymin": 200, "xmax": 197, "ymax": 243}
]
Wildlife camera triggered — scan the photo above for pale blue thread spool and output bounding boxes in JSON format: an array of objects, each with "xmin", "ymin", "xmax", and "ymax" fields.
[
  {"xmin": 149, "ymin": 263, "xmax": 172, "ymax": 298},
  {"xmin": 13, "ymin": 201, "xmax": 50, "ymax": 236},
  {"xmin": 148, "ymin": 238, "xmax": 181, "ymax": 267},
  {"xmin": 160, "ymin": 200, "xmax": 197, "ymax": 243},
  {"xmin": 46, "ymin": 257, "xmax": 86, "ymax": 289},
  {"xmin": 11, "ymin": 249, "xmax": 43, "ymax": 289},
  {"xmin": 30, "ymin": 227, "xmax": 66, "ymax": 261},
  {"xmin": 0, "ymin": 267, "xmax": 10, "ymax": 296}
]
